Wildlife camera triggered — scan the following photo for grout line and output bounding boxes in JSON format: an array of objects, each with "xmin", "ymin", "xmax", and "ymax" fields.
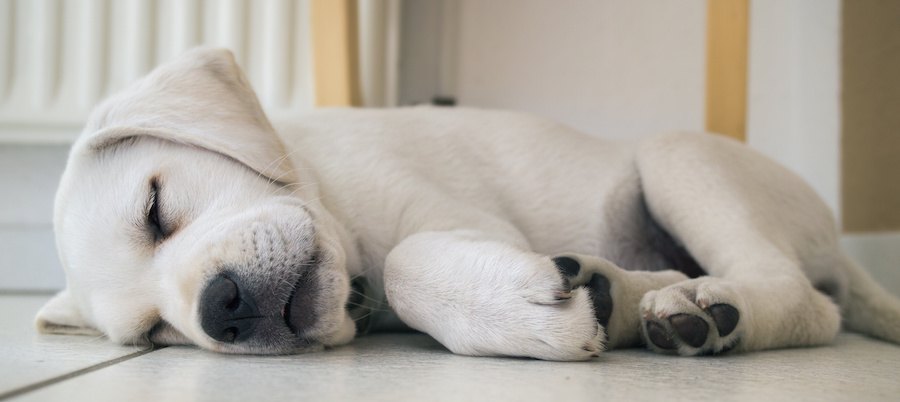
[{"xmin": 0, "ymin": 346, "xmax": 166, "ymax": 401}]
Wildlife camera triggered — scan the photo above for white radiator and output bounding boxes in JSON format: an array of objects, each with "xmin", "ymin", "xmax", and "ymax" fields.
[{"xmin": 0, "ymin": 0, "xmax": 325, "ymax": 143}]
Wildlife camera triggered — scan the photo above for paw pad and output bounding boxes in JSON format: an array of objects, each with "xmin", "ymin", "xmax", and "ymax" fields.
[
  {"xmin": 586, "ymin": 273, "xmax": 613, "ymax": 328},
  {"xmin": 646, "ymin": 321, "xmax": 677, "ymax": 350},
  {"xmin": 643, "ymin": 304, "xmax": 740, "ymax": 354},
  {"xmin": 669, "ymin": 314, "xmax": 709, "ymax": 348},
  {"xmin": 551, "ymin": 256, "xmax": 615, "ymax": 329},
  {"xmin": 552, "ymin": 256, "xmax": 581, "ymax": 277},
  {"xmin": 707, "ymin": 303, "xmax": 739, "ymax": 337}
]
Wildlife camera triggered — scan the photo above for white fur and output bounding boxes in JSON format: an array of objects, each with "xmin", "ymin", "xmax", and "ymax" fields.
[{"xmin": 36, "ymin": 48, "xmax": 900, "ymax": 361}]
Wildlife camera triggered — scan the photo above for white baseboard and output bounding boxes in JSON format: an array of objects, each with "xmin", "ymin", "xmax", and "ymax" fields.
[{"xmin": 842, "ymin": 232, "xmax": 900, "ymax": 297}]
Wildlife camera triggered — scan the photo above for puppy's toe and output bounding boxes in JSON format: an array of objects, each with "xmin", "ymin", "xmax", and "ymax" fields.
[
  {"xmin": 516, "ymin": 290, "xmax": 607, "ymax": 361},
  {"xmin": 523, "ymin": 257, "xmax": 578, "ymax": 305}
]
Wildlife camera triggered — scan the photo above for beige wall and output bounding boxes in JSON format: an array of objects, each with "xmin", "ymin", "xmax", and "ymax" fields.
[
  {"xmin": 842, "ymin": 0, "xmax": 900, "ymax": 232},
  {"xmin": 452, "ymin": 0, "xmax": 707, "ymax": 140}
]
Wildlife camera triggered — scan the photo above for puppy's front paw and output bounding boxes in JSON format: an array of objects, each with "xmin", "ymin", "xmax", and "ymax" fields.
[
  {"xmin": 385, "ymin": 235, "xmax": 608, "ymax": 361},
  {"xmin": 640, "ymin": 278, "xmax": 742, "ymax": 356},
  {"xmin": 499, "ymin": 256, "xmax": 606, "ymax": 360}
]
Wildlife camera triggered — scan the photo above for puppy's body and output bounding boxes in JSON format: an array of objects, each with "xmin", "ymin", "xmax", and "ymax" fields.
[
  {"xmin": 36, "ymin": 48, "xmax": 900, "ymax": 361},
  {"xmin": 282, "ymin": 108, "xmax": 658, "ymax": 278},
  {"xmin": 278, "ymin": 108, "xmax": 872, "ymax": 357}
]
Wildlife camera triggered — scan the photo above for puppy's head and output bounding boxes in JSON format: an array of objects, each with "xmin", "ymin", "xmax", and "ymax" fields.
[{"xmin": 35, "ymin": 48, "xmax": 358, "ymax": 354}]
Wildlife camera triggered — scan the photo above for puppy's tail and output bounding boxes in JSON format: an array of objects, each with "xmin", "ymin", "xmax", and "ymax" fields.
[{"xmin": 839, "ymin": 254, "xmax": 900, "ymax": 344}]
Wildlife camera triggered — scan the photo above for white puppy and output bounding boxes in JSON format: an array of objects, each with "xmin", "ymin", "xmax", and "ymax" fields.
[{"xmin": 35, "ymin": 48, "xmax": 900, "ymax": 360}]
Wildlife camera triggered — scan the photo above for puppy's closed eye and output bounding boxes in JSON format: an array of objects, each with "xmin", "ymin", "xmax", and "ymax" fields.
[{"xmin": 147, "ymin": 178, "xmax": 170, "ymax": 242}]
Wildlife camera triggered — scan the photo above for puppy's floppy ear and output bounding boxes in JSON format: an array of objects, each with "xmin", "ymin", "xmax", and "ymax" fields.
[
  {"xmin": 35, "ymin": 290, "xmax": 101, "ymax": 336},
  {"xmin": 76, "ymin": 47, "xmax": 297, "ymax": 184}
]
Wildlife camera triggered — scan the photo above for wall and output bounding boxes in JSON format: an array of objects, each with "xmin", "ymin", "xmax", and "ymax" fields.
[
  {"xmin": 0, "ymin": 145, "xmax": 68, "ymax": 291},
  {"xmin": 452, "ymin": 0, "xmax": 707, "ymax": 140},
  {"xmin": 746, "ymin": 0, "xmax": 841, "ymax": 215},
  {"xmin": 841, "ymin": 0, "xmax": 900, "ymax": 233},
  {"xmin": 839, "ymin": 0, "xmax": 900, "ymax": 295}
]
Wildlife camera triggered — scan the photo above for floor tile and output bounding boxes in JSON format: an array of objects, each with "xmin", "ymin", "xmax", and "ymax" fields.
[
  {"xmin": 0, "ymin": 295, "xmax": 149, "ymax": 398},
  {"xmin": 11, "ymin": 332, "xmax": 900, "ymax": 402}
]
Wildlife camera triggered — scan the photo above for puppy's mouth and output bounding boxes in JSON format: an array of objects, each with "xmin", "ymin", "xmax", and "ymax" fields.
[
  {"xmin": 281, "ymin": 247, "xmax": 376, "ymax": 344},
  {"xmin": 283, "ymin": 251, "xmax": 321, "ymax": 337}
]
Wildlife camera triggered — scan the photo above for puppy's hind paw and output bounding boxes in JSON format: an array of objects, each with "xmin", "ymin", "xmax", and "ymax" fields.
[{"xmin": 640, "ymin": 278, "xmax": 742, "ymax": 356}]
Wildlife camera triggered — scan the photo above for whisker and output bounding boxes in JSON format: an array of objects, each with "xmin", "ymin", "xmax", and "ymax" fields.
[
  {"xmin": 349, "ymin": 289, "xmax": 386, "ymax": 306},
  {"xmin": 346, "ymin": 301, "xmax": 391, "ymax": 313},
  {"xmin": 351, "ymin": 310, "xmax": 378, "ymax": 322}
]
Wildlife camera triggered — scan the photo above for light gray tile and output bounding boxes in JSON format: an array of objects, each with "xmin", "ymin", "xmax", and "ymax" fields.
[
  {"xmin": 0, "ymin": 295, "xmax": 149, "ymax": 397},
  {"xmin": 13, "ymin": 332, "xmax": 900, "ymax": 402}
]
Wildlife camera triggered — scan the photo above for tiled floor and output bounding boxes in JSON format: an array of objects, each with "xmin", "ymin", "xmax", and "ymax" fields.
[{"xmin": 3, "ymin": 294, "xmax": 900, "ymax": 402}]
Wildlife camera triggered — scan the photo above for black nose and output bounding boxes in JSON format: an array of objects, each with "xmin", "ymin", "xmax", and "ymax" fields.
[{"xmin": 199, "ymin": 274, "xmax": 261, "ymax": 343}]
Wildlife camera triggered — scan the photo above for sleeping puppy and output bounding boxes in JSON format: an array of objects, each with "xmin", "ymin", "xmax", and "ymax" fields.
[{"xmin": 35, "ymin": 48, "xmax": 900, "ymax": 360}]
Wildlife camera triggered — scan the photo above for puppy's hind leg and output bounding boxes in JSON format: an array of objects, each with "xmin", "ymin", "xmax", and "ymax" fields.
[{"xmin": 635, "ymin": 132, "xmax": 844, "ymax": 355}]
